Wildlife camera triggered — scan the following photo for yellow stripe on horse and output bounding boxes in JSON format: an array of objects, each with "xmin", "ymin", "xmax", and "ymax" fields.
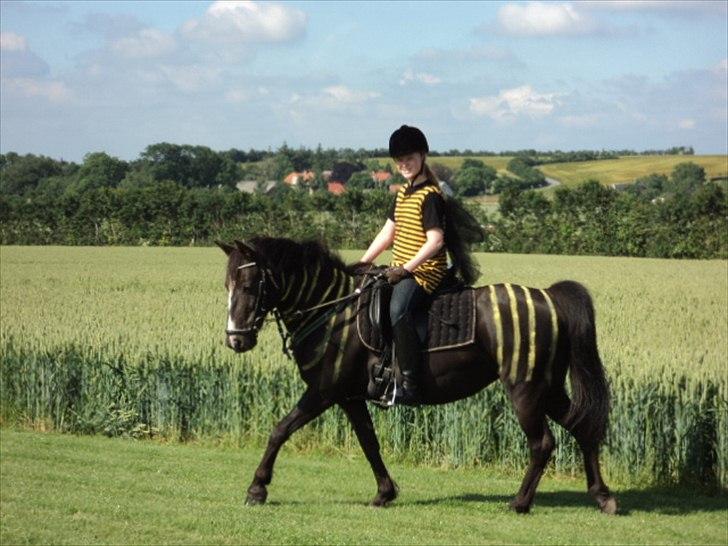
[
  {"xmin": 332, "ymin": 302, "xmax": 352, "ymax": 383},
  {"xmin": 488, "ymin": 285, "xmax": 504, "ymax": 372},
  {"xmin": 506, "ymin": 283, "xmax": 521, "ymax": 383},
  {"xmin": 538, "ymin": 288, "xmax": 559, "ymax": 385},
  {"xmin": 300, "ymin": 275, "xmax": 349, "ymax": 371},
  {"xmin": 287, "ymin": 265, "xmax": 309, "ymax": 311},
  {"xmin": 524, "ymin": 287, "xmax": 537, "ymax": 382},
  {"xmin": 281, "ymin": 273, "xmax": 296, "ymax": 302},
  {"xmin": 302, "ymin": 260, "xmax": 321, "ymax": 308}
]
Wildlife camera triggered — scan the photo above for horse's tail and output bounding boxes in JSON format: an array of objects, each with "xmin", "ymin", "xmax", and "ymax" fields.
[{"xmin": 547, "ymin": 280, "xmax": 610, "ymax": 445}]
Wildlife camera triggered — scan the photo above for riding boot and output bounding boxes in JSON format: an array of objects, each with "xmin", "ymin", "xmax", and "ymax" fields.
[{"xmin": 392, "ymin": 316, "xmax": 423, "ymax": 406}]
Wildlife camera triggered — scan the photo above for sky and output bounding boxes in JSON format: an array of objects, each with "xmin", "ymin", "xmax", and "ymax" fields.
[{"xmin": 1, "ymin": 0, "xmax": 727, "ymax": 162}]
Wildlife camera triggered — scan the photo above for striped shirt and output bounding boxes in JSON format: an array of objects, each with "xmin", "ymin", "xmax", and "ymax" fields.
[{"xmin": 390, "ymin": 179, "xmax": 447, "ymax": 294}]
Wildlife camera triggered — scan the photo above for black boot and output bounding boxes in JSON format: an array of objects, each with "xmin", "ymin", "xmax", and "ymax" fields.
[{"xmin": 392, "ymin": 316, "xmax": 423, "ymax": 406}]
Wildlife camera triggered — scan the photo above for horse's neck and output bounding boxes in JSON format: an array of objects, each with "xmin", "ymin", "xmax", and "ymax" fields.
[{"xmin": 275, "ymin": 261, "xmax": 354, "ymax": 327}]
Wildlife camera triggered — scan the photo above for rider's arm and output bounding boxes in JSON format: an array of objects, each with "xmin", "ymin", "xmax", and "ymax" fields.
[
  {"xmin": 402, "ymin": 227, "xmax": 445, "ymax": 273},
  {"xmin": 360, "ymin": 219, "xmax": 396, "ymax": 263}
]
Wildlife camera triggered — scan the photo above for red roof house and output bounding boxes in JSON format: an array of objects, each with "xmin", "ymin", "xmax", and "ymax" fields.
[{"xmin": 327, "ymin": 181, "xmax": 346, "ymax": 195}]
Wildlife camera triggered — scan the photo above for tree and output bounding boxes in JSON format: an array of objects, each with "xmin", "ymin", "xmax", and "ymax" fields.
[
  {"xmin": 65, "ymin": 152, "xmax": 129, "ymax": 194},
  {"xmin": 666, "ymin": 162, "xmax": 706, "ymax": 196},
  {"xmin": 347, "ymin": 171, "xmax": 375, "ymax": 190},
  {"xmin": 453, "ymin": 163, "xmax": 497, "ymax": 196},
  {"xmin": 0, "ymin": 153, "xmax": 67, "ymax": 195}
]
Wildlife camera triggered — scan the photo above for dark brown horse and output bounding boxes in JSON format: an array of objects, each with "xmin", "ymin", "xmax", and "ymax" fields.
[{"xmin": 217, "ymin": 237, "xmax": 617, "ymax": 514}]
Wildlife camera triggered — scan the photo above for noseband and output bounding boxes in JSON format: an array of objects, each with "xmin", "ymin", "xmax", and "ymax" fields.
[{"xmin": 225, "ymin": 262, "xmax": 276, "ymax": 337}]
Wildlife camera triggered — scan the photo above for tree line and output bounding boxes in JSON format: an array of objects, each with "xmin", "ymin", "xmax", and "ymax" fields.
[{"xmin": 0, "ymin": 145, "xmax": 724, "ymax": 259}]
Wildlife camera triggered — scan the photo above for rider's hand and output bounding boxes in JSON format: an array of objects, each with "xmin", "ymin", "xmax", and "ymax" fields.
[{"xmin": 385, "ymin": 266, "xmax": 413, "ymax": 285}]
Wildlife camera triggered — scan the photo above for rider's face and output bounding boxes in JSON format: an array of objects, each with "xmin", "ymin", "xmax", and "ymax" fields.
[{"xmin": 394, "ymin": 152, "xmax": 425, "ymax": 181}]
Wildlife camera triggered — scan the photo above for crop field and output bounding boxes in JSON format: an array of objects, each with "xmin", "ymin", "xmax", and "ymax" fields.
[
  {"xmin": 1, "ymin": 246, "xmax": 726, "ymax": 489},
  {"xmin": 537, "ymin": 155, "xmax": 728, "ymax": 187}
]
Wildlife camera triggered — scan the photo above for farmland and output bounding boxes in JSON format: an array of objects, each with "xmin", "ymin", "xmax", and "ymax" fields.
[
  {"xmin": 537, "ymin": 155, "xmax": 728, "ymax": 187},
  {"xmin": 1, "ymin": 246, "xmax": 726, "ymax": 488}
]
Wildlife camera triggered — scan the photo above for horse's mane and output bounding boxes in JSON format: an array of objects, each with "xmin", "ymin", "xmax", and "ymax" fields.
[{"xmin": 247, "ymin": 237, "xmax": 347, "ymax": 278}]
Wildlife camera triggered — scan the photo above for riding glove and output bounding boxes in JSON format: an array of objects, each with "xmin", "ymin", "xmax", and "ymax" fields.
[{"xmin": 385, "ymin": 266, "xmax": 413, "ymax": 285}]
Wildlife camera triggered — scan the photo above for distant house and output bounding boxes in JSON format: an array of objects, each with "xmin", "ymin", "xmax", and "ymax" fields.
[
  {"xmin": 284, "ymin": 170, "xmax": 316, "ymax": 186},
  {"xmin": 236, "ymin": 180, "xmax": 276, "ymax": 194},
  {"xmin": 327, "ymin": 181, "xmax": 346, "ymax": 195},
  {"xmin": 371, "ymin": 170, "xmax": 392, "ymax": 183}
]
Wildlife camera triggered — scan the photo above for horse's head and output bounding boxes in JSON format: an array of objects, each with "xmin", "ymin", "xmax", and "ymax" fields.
[{"xmin": 217, "ymin": 240, "xmax": 275, "ymax": 353}]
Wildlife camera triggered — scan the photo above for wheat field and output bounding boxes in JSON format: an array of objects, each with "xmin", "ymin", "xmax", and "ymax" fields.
[{"xmin": 1, "ymin": 246, "xmax": 726, "ymax": 486}]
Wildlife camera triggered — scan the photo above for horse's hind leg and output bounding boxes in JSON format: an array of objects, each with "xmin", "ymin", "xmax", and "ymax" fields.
[
  {"xmin": 546, "ymin": 388, "xmax": 617, "ymax": 514},
  {"xmin": 339, "ymin": 400, "xmax": 398, "ymax": 506},
  {"xmin": 246, "ymin": 389, "xmax": 332, "ymax": 505},
  {"xmin": 508, "ymin": 383, "xmax": 555, "ymax": 514}
]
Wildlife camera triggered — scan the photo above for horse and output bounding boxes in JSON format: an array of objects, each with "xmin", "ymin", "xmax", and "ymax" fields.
[{"xmin": 217, "ymin": 237, "xmax": 617, "ymax": 514}]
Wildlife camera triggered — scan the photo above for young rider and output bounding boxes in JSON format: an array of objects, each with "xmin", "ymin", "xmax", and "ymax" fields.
[{"xmin": 360, "ymin": 125, "xmax": 448, "ymax": 405}]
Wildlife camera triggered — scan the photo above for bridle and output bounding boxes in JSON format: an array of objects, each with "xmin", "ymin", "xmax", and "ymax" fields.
[
  {"xmin": 225, "ymin": 262, "xmax": 278, "ymax": 338},
  {"xmin": 225, "ymin": 259, "xmax": 381, "ymax": 357}
]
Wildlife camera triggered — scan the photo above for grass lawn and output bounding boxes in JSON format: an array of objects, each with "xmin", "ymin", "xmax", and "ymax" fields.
[
  {"xmin": 1, "ymin": 429, "xmax": 726, "ymax": 545},
  {"xmin": 537, "ymin": 155, "xmax": 728, "ymax": 187}
]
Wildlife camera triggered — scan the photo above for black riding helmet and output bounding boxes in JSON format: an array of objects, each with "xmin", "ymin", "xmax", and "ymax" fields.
[{"xmin": 389, "ymin": 125, "xmax": 429, "ymax": 158}]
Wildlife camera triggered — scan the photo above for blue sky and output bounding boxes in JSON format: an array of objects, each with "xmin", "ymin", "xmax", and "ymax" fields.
[{"xmin": 1, "ymin": 0, "xmax": 726, "ymax": 162}]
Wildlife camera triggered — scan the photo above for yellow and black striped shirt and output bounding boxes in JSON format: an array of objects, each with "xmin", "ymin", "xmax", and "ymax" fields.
[{"xmin": 390, "ymin": 180, "xmax": 447, "ymax": 293}]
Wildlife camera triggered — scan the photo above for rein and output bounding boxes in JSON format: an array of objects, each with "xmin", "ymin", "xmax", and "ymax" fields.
[{"xmin": 277, "ymin": 274, "xmax": 380, "ymax": 359}]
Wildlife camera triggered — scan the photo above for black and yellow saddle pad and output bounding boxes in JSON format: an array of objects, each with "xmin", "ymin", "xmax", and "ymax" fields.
[{"xmin": 356, "ymin": 282, "xmax": 476, "ymax": 353}]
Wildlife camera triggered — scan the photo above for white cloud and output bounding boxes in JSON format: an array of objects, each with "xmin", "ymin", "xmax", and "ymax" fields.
[
  {"xmin": 181, "ymin": 1, "xmax": 307, "ymax": 44},
  {"xmin": 159, "ymin": 64, "xmax": 222, "ymax": 93},
  {"xmin": 470, "ymin": 85, "xmax": 560, "ymax": 120},
  {"xmin": 4, "ymin": 77, "xmax": 72, "ymax": 102},
  {"xmin": 399, "ymin": 69, "xmax": 441, "ymax": 86},
  {"xmin": 558, "ymin": 114, "xmax": 600, "ymax": 127},
  {"xmin": 678, "ymin": 118, "xmax": 696, "ymax": 129},
  {"xmin": 111, "ymin": 28, "xmax": 176, "ymax": 59},
  {"xmin": 0, "ymin": 32, "xmax": 28, "ymax": 51},
  {"xmin": 497, "ymin": 2, "xmax": 597, "ymax": 36},
  {"xmin": 322, "ymin": 85, "xmax": 380, "ymax": 104}
]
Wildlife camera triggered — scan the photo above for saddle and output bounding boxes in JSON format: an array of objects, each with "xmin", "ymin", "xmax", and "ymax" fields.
[{"xmin": 357, "ymin": 271, "xmax": 476, "ymax": 404}]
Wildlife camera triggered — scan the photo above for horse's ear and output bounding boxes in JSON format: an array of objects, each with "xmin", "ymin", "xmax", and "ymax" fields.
[
  {"xmin": 234, "ymin": 239, "xmax": 259, "ymax": 259},
  {"xmin": 215, "ymin": 241, "xmax": 235, "ymax": 255}
]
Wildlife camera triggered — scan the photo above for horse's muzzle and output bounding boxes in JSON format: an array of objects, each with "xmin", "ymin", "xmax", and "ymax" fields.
[{"xmin": 226, "ymin": 332, "xmax": 257, "ymax": 353}]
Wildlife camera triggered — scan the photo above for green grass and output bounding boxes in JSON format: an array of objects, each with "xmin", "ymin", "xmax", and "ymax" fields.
[
  {"xmin": 537, "ymin": 155, "xmax": 728, "ymax": 187},
  {"xmin": 2, "ymin": 429, "xmax": 726, "ymax": 545}
]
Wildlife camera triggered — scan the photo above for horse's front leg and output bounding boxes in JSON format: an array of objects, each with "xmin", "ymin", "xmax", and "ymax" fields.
[
  {"xmin": 246, "ymin": 389, "xmax": 332, "ymax": 505},
  {"xmin": 339, "ymin": 399, "xmax": 398, "ymax": 506}
]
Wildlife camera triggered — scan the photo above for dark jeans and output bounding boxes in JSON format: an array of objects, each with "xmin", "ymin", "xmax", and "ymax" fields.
[{"xmin": 389, "ymin": 277, "xmax": 429, "ymax": 342}]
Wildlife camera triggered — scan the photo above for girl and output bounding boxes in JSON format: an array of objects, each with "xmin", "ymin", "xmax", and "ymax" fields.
[{"xmin": 360, "ymin": 125, "xmax": 450, "ymax": 405}]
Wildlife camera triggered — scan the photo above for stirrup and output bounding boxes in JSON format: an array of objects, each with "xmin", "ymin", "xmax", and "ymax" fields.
[{"xmin": 371, "ymin": 380, "xmax": 397, "ymax": 409}]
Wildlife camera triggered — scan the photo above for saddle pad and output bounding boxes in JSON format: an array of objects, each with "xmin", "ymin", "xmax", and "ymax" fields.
[{"xmin": 356, "ymin": 285, "xmax": 476, "ymax": 353}]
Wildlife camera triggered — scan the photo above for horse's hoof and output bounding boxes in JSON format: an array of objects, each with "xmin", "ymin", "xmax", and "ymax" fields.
[
  {"xmin": 245, "ymin": 486, "xmax": 268, "ymax": 506},
  {"xmin": 509, "ymin": 499, "xmax": 531, "ymax": 514},
  {"xmin": 370, "ymin": 486, "xmax": 398, "ymax": 507},
  {"xmin": 599, "ymin": 496, "xmax": 618, "ymax": 515}
]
